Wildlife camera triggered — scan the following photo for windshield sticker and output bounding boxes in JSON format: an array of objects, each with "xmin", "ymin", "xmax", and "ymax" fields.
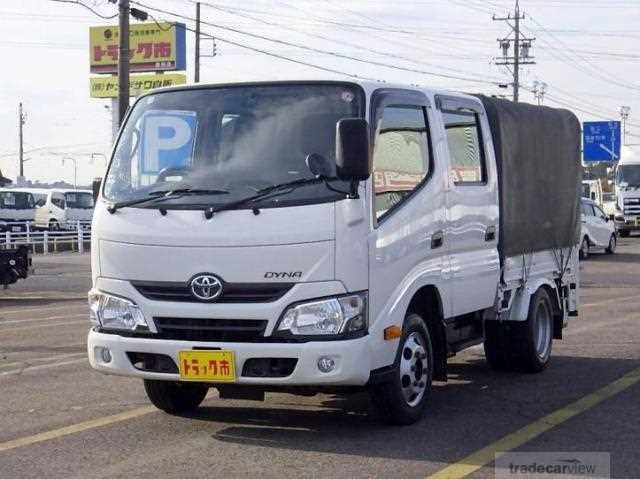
[
  {"xmin": 140, "ymin": 110, "xmax": 197, "ymax": 175},
  {"xmin": 66, "ymin": 193, "xmax": 77, "ymax": 203},
  {"xmin": 2, "ymin": 193, "xmax": 16, "ymax": 206}
]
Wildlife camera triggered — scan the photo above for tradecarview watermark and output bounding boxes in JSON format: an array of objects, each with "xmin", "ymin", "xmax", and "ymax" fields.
[{"xmin": 495, "ymin": 452, "xmax": 611, "ymax": 479}]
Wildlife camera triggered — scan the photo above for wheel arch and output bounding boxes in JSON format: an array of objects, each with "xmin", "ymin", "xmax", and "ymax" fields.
[
  {"xmin": 509, "ymin": 280, "xmax": 563, "ymax": 339},
  {"xmin": 407, "ymin": 285, "xmax": 447, "ymax": 382}
]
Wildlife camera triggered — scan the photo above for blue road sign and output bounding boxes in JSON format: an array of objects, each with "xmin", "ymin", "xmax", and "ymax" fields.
[{"xmin": 583, "ymin": 121, "xmax": 621, "ymax": 162}]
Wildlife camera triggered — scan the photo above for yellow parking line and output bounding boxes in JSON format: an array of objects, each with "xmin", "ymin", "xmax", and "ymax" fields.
[
  {"xmin": 0, "ymin": 303, "xmax": 86, "ymax": 315},
  {"xmin": 427, "ymin": 366, "xmax": 640, "ymax": 479},
  {"xmin": 1, "ymin": 313, "xmax": 86, "ymax": 325},
  {"xmin": 0, "ymin": 320, "xmax": 87, "ymax": 333},
  {"xmin": 0, "ymin": 351, "xmax": 86, "ymax": 370},
  {"xmin": 0, "ymin": 406, "xmax": 157, "ymax": 453},
  {"xmin": 0, "ymin": 358, "xmax": 87, "ymax": 376}
]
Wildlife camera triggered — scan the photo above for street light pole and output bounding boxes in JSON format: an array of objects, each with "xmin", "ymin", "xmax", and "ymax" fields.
[
  {"xmin": 619, "ymin": 106, "xmax": 631, "ymax": 146},
  {"xmin": 63, "ymin": 157, "xmax": 78, "ymax": 190}
]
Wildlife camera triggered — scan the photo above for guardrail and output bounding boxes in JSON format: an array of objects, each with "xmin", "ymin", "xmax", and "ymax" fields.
[{"xmin": 2, "ymin": 221, "xmax": 91, "ymax": 255}]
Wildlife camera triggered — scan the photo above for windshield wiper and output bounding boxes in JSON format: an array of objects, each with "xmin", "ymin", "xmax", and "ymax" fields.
[
  {"xmin": 203, "ymin": 177, "xmax": 349, "ymax": 219},
  {"xmin": 107, "ymin": 187, "xmax": 229, "ymax": 214}
]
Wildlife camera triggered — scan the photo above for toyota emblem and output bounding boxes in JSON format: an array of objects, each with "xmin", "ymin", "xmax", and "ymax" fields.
[{"xmin": 190, "ymin": 274, "xmax": 223, "ymax": 301}]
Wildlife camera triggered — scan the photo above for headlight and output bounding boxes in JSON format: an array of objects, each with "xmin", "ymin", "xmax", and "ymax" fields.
[
  {"xmin": 276, "ymin": 292, "xmax": 367, "ymax": 336},
  {"xmin": 88, "ymin": 290, "xmax": 148, "ymax": 331}
]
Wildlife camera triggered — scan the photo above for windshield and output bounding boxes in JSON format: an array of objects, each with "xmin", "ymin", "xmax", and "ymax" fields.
[
  {"xmin": 603, "ymin": 193, "xmax": 615, "ymax": 202},
  {"xmin": 65, "ymin": 192, "xmax": 94, "ymax": 209},
  {"xmin": 617, "ymin": 165, "xmax": 640, "ymax": 186},
  {"xmin": 104, "ymin": 83, "xmax": 363, "ymax": 208},
  {"xmin": 0, "ymin": 191, "xmax": 35, "ymax": 210}
]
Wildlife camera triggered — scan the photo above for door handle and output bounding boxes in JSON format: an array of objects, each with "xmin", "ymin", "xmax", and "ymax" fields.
[
  {"xmin": 485, "ymin": 225, "xmax": 496, "ymax": 242},
  {"xmin": 431, "ymin": 230, "xmax": 444, "ymax": 249}
]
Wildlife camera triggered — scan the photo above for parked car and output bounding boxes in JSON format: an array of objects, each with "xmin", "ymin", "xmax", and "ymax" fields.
[
  {"xmin": 34, "ymin": 189, "xmax": 95, "ymax": 230},
  {"xmin": 580, "ymin": 198, "xmax": 616, "ymax": 259}
]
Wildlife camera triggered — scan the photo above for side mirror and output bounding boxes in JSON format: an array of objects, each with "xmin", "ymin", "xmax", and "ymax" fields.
[
  {"xmin": 336, "ymin": 118, "xmax": 370, "ymax": 181},
  {"xmin": 609, "ymin": 214, "xmax": 615, "ymax": 221}
]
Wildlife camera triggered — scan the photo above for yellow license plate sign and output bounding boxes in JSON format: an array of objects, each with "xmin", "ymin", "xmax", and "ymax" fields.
[{"xmin": 178, "ymin": 350, "xmax": 236, "ymax": 382}]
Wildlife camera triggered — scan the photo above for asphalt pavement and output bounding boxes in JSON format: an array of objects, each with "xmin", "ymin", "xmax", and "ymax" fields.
[{"xmin": 1, "ymin": 242, "xmax": 639, "ymax": 479}]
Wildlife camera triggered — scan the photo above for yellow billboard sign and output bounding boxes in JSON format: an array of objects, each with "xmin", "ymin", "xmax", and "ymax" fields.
[
  {"xmin": 90, "ymin": 22, "xmax": 186, "ymax": 74},
  {"xmin": 89, "ymin": 73, "xmax": 187, "ymax": 98}
]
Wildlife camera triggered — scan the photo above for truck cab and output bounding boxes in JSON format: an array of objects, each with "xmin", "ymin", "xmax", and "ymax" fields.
[
  {"xmin": 34, "ymin": 189, "xmax": 95, "ymax": 230},
  {"xmin": 614, "ymin": 146, "xmax": 640, "ymax": 237},
  {"xmin": 88, "ymin": 81, "xmax": 579, "ymax": 424},
  {"xmin": 0, "ymin": 188, "xmax": 36, "ymax": 232}
]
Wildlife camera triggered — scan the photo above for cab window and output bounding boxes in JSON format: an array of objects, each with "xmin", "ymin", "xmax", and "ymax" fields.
[
  {"xmin": 372, "ymin": 105, "xmax": 431, "ymax": 219},
  {"xmin": 443, "ymin": 110, "xmax": 486, "ymax": 184}
]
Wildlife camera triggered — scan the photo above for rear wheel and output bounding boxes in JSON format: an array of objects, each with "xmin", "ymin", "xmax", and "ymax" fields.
[
  {"xmin": 605, "ymin": 234, "xmax": 616, "ymax": 254},
  {"xmin": 49, "ymin": 219, "xmax": 60, "ymax": 231},
  {"xmin": 484, "ymin": 288, "xmax": 554, "ymax": 373},
  {"xmin": 144, "ymin": 380, "xmax": 208, "ymax": 414},
  {"xmin": 369, "ymin": 313, "xmax": 433, "ymax": 425},
  {"xmin": 579, "ymin": 236, "xmax": 590, "ymax": 260}
]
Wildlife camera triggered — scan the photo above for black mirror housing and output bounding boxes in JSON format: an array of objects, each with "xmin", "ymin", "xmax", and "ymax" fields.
[{"xmin": 336, "ymin": 118, "xmax": 370, "ymax": 181}]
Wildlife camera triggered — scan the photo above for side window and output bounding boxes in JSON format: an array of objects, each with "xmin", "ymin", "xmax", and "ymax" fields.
[
  {"xmin": 372, "ymin": 105, "xmax": 431, "ymax": 219},
  {"xmin": 594, "ymin": 205, "xmax": 606, "ymax": 218},
  {"xmin": 443, "ymin": 110, "xmax": 486, "ymax": 184},
  {"xmin": 52, "ymin": 194, "xmax": 65, "ymax": 209}
]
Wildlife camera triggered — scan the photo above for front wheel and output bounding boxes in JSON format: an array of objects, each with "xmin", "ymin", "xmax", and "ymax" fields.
[
  {"xmin": 579, "ymin": 236, "xmax": 590, "ymax": 260},
  {"xmin": 144, "ymin": 380, "xmax": 208, "ymax": 414},
  {"xmin": 605, "ymin": 234, "xmax": 616, "ymax": 254},
  {"xmin": 369, "ymin": 313, "xmax": 433, "ymax": 425}
]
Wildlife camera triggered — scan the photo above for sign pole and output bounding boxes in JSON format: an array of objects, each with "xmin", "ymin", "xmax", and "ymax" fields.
[
  {"xmin": 117, "ymin": 0, "xmax": 130, "ymax": 126},
  {"xmin": 195, "ymin": 2, "xmax": 200, "ymax": 83}
]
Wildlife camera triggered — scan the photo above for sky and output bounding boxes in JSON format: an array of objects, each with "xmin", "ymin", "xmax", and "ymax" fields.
[{"xmin": 1, "ymin": 0, "xmax": 639, "ymax": 185}]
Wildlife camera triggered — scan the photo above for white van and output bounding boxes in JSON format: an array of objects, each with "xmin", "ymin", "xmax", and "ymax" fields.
[
  {"xmin": 87, "ymin": 81, "xmax": 581, "ymax": 425},
  {"xmin": 34, "ymin": 189, "xmax": 95, "ymax": 230},
  {"xmin": 0, "ymin": 188, "xmax": 36, "ymax": 232}
]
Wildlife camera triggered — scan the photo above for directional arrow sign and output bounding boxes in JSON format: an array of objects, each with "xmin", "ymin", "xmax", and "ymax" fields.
[{"xmin": 583, "ymin": 121, "xmax": 621, "ymax": 162}]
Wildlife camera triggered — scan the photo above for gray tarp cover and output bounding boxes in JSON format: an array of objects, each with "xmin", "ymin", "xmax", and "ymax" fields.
[{"xmin": 475, "ymin": 95, "xmax": 581, "ymax": 259}]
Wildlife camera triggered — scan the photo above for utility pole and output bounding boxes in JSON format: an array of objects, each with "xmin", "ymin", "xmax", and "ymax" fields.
[
  {"xmin": 195, "ymin": 2, "xmax": 201, "ymax": 83},
  {"xmin": 18, "ymin": 102, "xmax": 25, "ymax": 182},
  {"xmin": 532, "ymin": 80, "xmax": 547, "ymax": 106},
  {"xmin": 619, "ymin": 106, "xmax": 631, "ymax": 146},
  {"xmin": 493, "ymin": 0, "xmax": 535, "ymax": 102},
  {"xmin": 117, "ymin": 0, "xmax": 130, "ymax": 126}
]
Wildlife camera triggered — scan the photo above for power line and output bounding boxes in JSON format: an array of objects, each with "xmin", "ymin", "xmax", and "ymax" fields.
[
  {"xmin": 197, "ymin": 0, "xmax": 506, "ymax": 84},
  {"xmin": 49, "ymin": 0, "xmax": 117, "ymax": 19},
  {"xmin": 132, "ymin": 1, "xmax": 504, "ymax": 85}
]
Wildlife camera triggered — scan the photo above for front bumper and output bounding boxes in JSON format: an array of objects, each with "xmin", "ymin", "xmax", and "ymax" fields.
[
  {"xmin": 615, "ymin": 217, "xmax": 640, "ymax": 231},
  {"xmin": 87, "ymin": 329, "xmax": 372, "ymax": 386}
]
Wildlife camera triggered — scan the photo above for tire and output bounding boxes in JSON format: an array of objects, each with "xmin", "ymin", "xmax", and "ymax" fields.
[
  {"xmin": 484, "ymin": 288, "xmax": 554, "ymax": 373},
  {"xmin": 369, "ymin": 313, "xmax": 433, "ymax": 426},
  {"xmin": 49, "ymin": 219, "xmax": 60, "ymax": 231},
  {"xmin": 144, "ymin": 380, "xmax": 208, "ymax": 414},
  {"xmin": 579, "ymin": 236, "xmax": 589, "ymax": 260},
  {"xmin": 605, "ymin": 234, "xmax": 616, "ymax": 254},
  {"xmin": 619, "ymin": 230, "xmax": 630, "ymax": 238}
]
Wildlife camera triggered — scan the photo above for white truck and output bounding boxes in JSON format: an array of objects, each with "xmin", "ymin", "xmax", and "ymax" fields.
[
  {"xmin": 614, "ymin": 146, "xmax": 640, "ymax": 237},
  {"xmin": 34, "ymin": 189, "xmax": 95, "ymax": 231},
  {"xmin": 0, "ymin": 188, "xmax": 37, "ymax": 232},
  {"xmin": 88, "ymin": 81, "xmax": 581, "ymax": 425}
]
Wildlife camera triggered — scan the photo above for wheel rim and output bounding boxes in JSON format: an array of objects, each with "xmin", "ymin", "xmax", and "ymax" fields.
[
  {"xmin": 582, "ymin": 238, "xmax": 589, "ymax": 256},
  {"xmin": 533, "ymin": 300, "xmax": 552, "ymax": 360},
  {"xmin": 399, "ymin": 332, "xmax": 429, "ymax": 407}
]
